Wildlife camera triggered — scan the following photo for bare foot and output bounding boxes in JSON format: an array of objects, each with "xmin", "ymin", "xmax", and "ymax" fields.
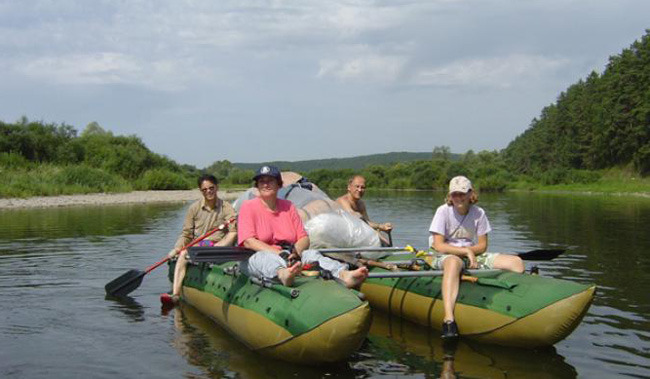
[
  {"xmin": 277, "ymin": 262, "xmax": 302, "ymax": 286},
  {"xmin": 339, "ymin": 266, "xmax": 369, "ymax": 288}
]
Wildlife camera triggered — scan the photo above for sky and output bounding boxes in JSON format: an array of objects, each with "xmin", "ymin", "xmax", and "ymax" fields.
[{"xmin": 1, "ymin": 1, "xmax": 649, "ymax": 168}]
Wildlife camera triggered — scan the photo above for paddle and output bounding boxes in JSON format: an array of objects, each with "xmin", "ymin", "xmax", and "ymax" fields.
[
  {"xmin": 188, "ymin": 246, "xmax": 255, "ymax": 263},
  {"xmin": 368, "ymin": 269, "xmax": 501, "ymax": 278},
  {"xmin": 104, "ymin": 217, "xmax": 236, "ymax": 297},
  {"xmin": 367, "ymin": 269, "xmax": 516, "ymax": 289},
  {"xmin": 316, "ymin": 246, "xmax": 413, "ymax": 254},
  {"xmin": 316, "ymin": 246, "xmax": 565, "ymax": 261},
  {"xmin": 515, "ymin": 249, "xmax": 564, "ymax": 261}
]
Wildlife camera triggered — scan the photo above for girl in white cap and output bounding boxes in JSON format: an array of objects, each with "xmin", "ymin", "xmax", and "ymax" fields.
[{"xmin": 428, "ymin": 176, "xmax": 524, "ymax": 339}]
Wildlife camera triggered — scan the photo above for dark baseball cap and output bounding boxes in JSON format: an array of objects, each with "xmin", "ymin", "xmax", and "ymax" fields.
[{"xmin": 253, "ymin": 165, "xmax": 282, "ymax": 182}]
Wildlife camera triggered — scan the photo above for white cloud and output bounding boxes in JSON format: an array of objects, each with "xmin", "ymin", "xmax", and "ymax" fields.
[
  {"xmin": 317, "ymin": 54, "xmax": 407, "ymax": 83},
  {"xmin": 412, "ymin": 54, "xmax": 570, "ymax": 88},
  {"xmin": 18, "ymin": 53, "xmax": 211, "ymax": 91}
]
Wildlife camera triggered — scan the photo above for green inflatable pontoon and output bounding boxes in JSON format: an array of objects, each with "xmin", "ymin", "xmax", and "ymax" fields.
[
  {"xmin": 361, "ymin": 254, "xmax": 595, "ymax": 348},
  {"xmin": 168, "ymin": 260, "xmax": 372, "ymax": 364}
]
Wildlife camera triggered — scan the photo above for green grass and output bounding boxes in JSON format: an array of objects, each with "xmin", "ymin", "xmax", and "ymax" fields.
[
  {"xmin": 511, "ymin": 168, "xmax": 650, "ymax": 194},
  {"xmin": 0, "ymin": 164, "xmax": 132, "ymax": 198}
]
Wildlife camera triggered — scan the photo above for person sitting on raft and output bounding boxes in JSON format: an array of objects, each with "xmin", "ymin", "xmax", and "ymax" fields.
[
  {"xmin": 429, "ymin": 175, "xmax": 524, "ymax": 339},
  {"xmin": 166, "ymin": 174, "xmax": 237, "ymax": 303},
  {"xmin": 238, "ymin": 165, "xmax": 369, "ymax": 288},
  {"xmin": 336, "ymin": 174, "xmax": 393, "ymax": 245}
]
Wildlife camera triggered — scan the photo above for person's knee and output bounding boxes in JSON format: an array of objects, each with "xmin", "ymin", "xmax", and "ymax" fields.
[
  {"xmin": 301, "ymin": 249, "xmax": 320, "ymax": 262},
  {"xmin": 495, "ymin": 255, "xmax": 524, "ymax": 273},
  {"xmin": 512, "ymin": 257, "xmax": 525, "ymax": 273},
  {"xmin": 443, "ymin": 256, "xmax": 463, "ymax": 272}
]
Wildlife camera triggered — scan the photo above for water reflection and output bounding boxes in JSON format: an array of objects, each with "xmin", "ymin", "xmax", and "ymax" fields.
[
  {"xmin": 366, "ymin": 311, "xmax": 578, "ymax": 378},
  {"xmin": 168, "ymin": 303, "xmax": 362, "ymax": 378},
  {"xmin": 105, "ymin": 295, "xmax": 146, "ymax": 323},
  {"xmin": 0, "ymin": 203, "xmax": 183, "ymax": 241},
  {"xmin": 169, "ymin": 303, "xmax": 581, "ymax": 378}
]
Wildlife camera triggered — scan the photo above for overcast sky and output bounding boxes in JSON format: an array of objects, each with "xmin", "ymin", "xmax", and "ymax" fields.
[{"xmin": 1, "ymin": 1, "xmax": 648, "ymax": 168}]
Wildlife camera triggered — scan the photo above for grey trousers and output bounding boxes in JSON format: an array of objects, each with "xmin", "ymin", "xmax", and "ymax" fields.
[{"xmin": 243, "ymin": 249, "xmax": 347, "ymax": 280}]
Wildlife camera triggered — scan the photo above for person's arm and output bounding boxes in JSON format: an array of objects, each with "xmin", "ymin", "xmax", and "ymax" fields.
[
  {"xmin": 432, "ymin": 233, "xmax": 488, "ymax": 254},
  {"xmin": 293, "ymin": 235, "xmax": 310, "ymax": 256},
  {"xmin": 242, "ymin": 237, "xmax": 281, "ymax": 253},
  {"xmin": 169, "ymin": 202, "xmax": 198, "ymax": 258},
  {"xmin": 286, "ymin": 202, "xmax": 309, "ymax": 257},
  {"xmin": 215, "ymin": 231, "xmax": 237, "ymax": 247},
  {"xmin": 359, "ymin": 200, "xmax": 393, "ymax": 232},
  {"xmin": 214, "ymin": 202, "xmax": 238, "ymax": 247},
  {"xmin": 431, "ymin": 233, "xmax": 488, "ymax": 269}
]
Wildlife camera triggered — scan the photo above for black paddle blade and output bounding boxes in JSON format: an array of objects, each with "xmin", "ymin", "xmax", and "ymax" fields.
[
  {"xmin": 188, "ymin": 246, "xmax": 255, "ymax": 263},
  {"xmin": 517, "ymin": 249, "xmax": 565, "ymax": 261},
  {"xmin": 105, "ymin": 269, "xmax": 146, "ymax": 297}
]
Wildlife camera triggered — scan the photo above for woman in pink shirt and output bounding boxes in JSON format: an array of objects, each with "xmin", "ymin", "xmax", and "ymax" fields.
[{"xmin": 238, "ymin": 166, "xmax": 368, "ymax": 287}]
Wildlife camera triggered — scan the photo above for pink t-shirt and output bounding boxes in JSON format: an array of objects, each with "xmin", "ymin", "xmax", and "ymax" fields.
[{"xmin": 237, "ymin": 197, "xmax": 308, "ymax": 249}]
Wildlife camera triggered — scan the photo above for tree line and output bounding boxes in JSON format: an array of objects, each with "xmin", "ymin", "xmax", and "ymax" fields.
[
  {"xmin": 206, "ymin": 147, "xmax": 511, "ymax": 191},
  {"xmin": 0, "ymin": 118, "xmax": 197, "ymax": 196},
  {"xmin": 504, "ymin": 29, "xmax": 650, "ymax": 177}
]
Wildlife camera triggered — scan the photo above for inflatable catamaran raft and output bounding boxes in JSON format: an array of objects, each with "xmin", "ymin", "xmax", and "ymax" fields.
[{"xmin": 169, "ymin": 173, "xmax": 594, "ymax": 355}]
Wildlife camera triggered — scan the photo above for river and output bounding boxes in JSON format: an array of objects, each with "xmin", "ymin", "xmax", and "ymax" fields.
[{"xmin": 1, "ymin": 191, "xmax": 648, "ymax": 378}]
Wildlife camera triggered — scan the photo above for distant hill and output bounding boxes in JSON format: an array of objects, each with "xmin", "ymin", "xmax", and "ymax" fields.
[{"xmin": 233, "ymin": 151, "xmax": 459, "ymax": 171}]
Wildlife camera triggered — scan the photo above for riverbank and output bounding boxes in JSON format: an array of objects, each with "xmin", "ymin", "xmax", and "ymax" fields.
[{"xmin": 0, "ymin": 190, "xmax": 244, "ymax": 209}]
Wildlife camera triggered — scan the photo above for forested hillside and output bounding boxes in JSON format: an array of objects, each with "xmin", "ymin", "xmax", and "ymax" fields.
[
  {"xmin": 504, "ymin": 30, "xmax": 650, "ymax": 176},
  {"xmin": 231, "ymin": 152, "xmax": 451, "ymax": 171}
]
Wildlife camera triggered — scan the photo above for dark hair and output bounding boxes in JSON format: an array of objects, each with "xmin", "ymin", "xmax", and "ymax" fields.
[
  {"xmin": 255, "ymin": 176, "xmax": 283, "ymax": 188},
  {"xmin": 197, "ymin": 174, "xmax": 218, "ymax": 188}
]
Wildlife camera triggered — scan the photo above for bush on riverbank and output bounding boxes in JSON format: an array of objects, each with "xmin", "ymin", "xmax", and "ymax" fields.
[
  {"xmin": 0, "ymin": 120, "xmax": 198, "ymax": 197},
  {"xmin": 135, "ymin": 169, "xmax": 193, "ymax": 190},
  {"xmin": 0, "ymin": 165, "xmax": 131, "ymax": 197}
]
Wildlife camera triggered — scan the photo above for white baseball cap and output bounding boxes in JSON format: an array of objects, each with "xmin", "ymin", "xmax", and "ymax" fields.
[{"xmin": 449, "ymin": 176, "xmax": 473, "ymax": 194}]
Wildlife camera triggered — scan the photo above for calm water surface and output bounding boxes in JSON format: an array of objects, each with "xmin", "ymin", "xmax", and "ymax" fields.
[{"xmin": 1, "ymin": 192, "xmax": 649, "ymax": 378}]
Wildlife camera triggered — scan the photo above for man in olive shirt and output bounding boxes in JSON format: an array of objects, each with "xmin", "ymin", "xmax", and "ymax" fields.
[{"xmin": 167, "ymin": 174, "xmax": 237, "ymax": 302}]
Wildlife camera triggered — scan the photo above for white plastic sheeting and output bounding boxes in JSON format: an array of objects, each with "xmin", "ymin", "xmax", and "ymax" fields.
[{"xmin": 305, "ymin": 211, "xmax": 381, "ymax": 250}]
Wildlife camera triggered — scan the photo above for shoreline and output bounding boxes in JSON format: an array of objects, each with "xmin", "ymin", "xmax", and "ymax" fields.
[
  {"xmin": 0, "ymin": 190, "xmax": 244, "ymax": 210},
  {"xmin": 1, "ymin": 187, "xmax": 648, "ymax": 210}
]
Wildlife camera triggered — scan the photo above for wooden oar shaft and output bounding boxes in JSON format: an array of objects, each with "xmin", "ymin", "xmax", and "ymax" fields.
[
  {"xmin": 390, "ymin": 248, "xmax": 564, "ymax": 261},
  {"xmin": 368, "ymin": 269, "xmax": 501, "ymax": 278},
  {"xmin": 144, "ymin": 217, "xmax": 236, "ymax": 273},
  {"xmin": 317, "ymin": 246, "xmax": 410, "ymax": 254}
]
